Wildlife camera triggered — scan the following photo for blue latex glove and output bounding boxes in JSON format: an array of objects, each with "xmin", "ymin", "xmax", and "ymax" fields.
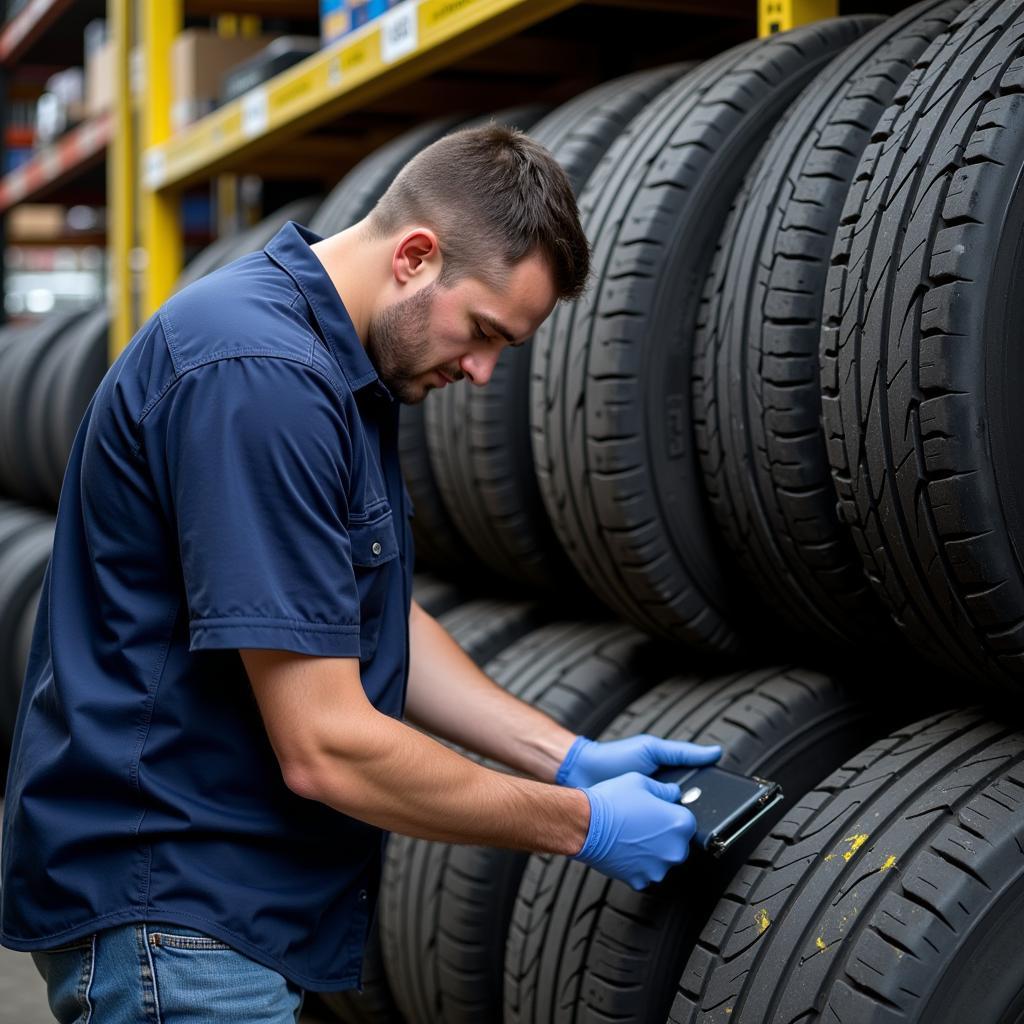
[
  {"xmin": 574, "ymin": 772, "xmax": 696, "ymax": 889},
  {"xmin": 557, "ymin": 734, "xmax": 722, "ymax": 789}
]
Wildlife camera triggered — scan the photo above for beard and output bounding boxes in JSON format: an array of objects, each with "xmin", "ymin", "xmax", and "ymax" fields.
[{"xmin": 367, "ymin": 282, "xmax": 447, "ymax": 404}]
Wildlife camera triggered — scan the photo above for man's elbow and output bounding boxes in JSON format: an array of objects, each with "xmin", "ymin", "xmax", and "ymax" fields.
[
  {"xmin": 280, "ymin": 758, "xmax": 326, "ymax": 803},
  {"xmin": 276, "ymin": 735, "xmax": 370, "ymax": 809}
]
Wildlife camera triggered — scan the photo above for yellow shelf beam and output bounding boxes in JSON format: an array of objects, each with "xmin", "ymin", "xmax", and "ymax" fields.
[
  {"xmin": 140, "ymin": 0, "xmax": 183, "ymax": 330},
  {"xmin": 758, "ymin": 0, "xmax": 836, "ymax": 35},
  {"xmin": 108, "ymin": 0, "xmax": 133, "ymax": 360},
  {"xmin": 143, "ymin": 0, "xmax": 578, "ymax": 194}
]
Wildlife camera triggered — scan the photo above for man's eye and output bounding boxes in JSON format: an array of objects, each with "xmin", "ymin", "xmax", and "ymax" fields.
[{"xmin": 473, "ymin": 322, "xmax": 487, "ymax": 340}]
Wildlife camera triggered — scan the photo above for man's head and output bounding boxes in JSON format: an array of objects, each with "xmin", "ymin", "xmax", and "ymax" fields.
[{"xmin": 362, "ymin": 123, "xmax": 590, "ymax": 403}]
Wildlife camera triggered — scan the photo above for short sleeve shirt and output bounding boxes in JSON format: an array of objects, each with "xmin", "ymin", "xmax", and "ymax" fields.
[{"xmin": 0, "ymin": 222, "xmax": 414, "ymax": 990}]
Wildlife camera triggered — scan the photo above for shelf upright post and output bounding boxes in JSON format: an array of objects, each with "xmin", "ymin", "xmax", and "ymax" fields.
[
  {"xmin": 758, "ymin": 0, "xmax": 836, "ymax": 35},
  {"xmin": 108, "ymin": 0, "xmax": 134, "ymax": 360},
  {"xmin": 140, "ymin": 0, "xmax": 182, "ymax": 326}
]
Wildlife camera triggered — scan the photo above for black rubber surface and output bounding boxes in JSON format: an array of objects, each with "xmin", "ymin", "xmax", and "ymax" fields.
[
  {"xmin": 0, "ymin": 517, "xmax": 55, "ymax": 784},
  {"xmin": 309, "ymin": 118, "xmax": 463, "ymax": 237},
  {"xmin": 424, "ymin": 69, "xmax": 684, "ymax": 589},
  {"xmin": 175, "ymin": 196, "xmax": 322, "ymax": 292},
  {"xmin": 670, "ymin": 707, "xmax": 1024, "ymax": 1023},
  {"xmin": 399, "ymin": 402, "xmax": 468, "ymax": 573},
  {"xmin": 25, "ymin": 319, "xmax": 80, "ymax": 504},
  {"xmin": 12, "ymin": 583, "xmax": 41, "ymax": 708},
  {"xmin": 694, "ymin": 1, "xmax": 965, "ymax": 645},
  {"xmin": 504, "ymin": 665, "xmax": 915, "ymax": 1024},
  {"xmin": 531, "ymin": 20, "xmax": 873, "ymax": 651},
  {"xmin": 411, "ymin": 572, "xmax": 465, "ymax": 618},
  {"xmin": 0, "ymin": 312, "xmax": 88, "ymax": 505},
  {"xmin": 379, "ymin": 621, "xmax": 670, "ymax": 1024},
  {"xmin": 323, "ymin": 598, "xmax": 545, "ymax": 1024},
  {"xmin": 46, "ymin": 309, "xmax": 108, "ymax": 503},
  {"xmin": 821, "ymin": 0, "xmax": 1024, "ymax": 688}
]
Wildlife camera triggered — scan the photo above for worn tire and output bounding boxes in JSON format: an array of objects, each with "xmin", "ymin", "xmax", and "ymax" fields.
[
  {"xmin": 695, "ymin": 1, "xmax": 966, "ymax": 645},
  {"xmin": 504, "ymin": 664, "xmax": 919, "ymax": 1024},
  {"xmin": 379, "ymin": 621, "xmax": 669, "ymax": 1024},
  {"xmin": 324, "ymin": 598, "xmax": 545, "ymax": 1024},
  {"xmin": 532, "ymin": 20, "xmax": 873, "ymax": 651},
  {"xmin": 670, "ymin": 707, "xmax": 1024, "ymax": 1023},
  {"xmin": 821, "ymin": 0, "xmax": 1024, "ymax": 688},
  {"xmin": 424, "ymin": 69, "xmax": 685, "ymax": 588}
]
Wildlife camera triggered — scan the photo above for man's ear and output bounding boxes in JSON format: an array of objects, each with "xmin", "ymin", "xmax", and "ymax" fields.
[{"xmin": 393, "ymin": 228, "xmax": 441, "ymax": 284}]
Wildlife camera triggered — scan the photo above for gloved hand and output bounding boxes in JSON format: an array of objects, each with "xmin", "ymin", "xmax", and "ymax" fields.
[
  {"xmin": 557, "ymin": 734, "xmax": 722, "ymax": 789},
  {"xmin": 573, "ymin": 772, "xmax": 697, "ymax": 890}
]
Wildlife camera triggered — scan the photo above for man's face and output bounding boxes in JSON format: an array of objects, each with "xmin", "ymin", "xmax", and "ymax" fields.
[{"xmin": 366, "ymin": 252, "xmax": 558, "ymax": 404}]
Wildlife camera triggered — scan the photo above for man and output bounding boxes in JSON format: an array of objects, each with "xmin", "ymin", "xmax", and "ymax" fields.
[{"xmin": 1, "ymin": 125, "xmax": 720, "ymax": 1022}]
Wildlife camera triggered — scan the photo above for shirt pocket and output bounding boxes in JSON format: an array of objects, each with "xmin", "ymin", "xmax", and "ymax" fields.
[{"xmin": 349, "ymin": 505, "xmax": 399, "ymax": 662}]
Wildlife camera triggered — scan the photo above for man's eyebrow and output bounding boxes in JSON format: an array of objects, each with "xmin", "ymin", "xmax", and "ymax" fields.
[{"xmin": 477, "ymin": 314, "xmax": 517, "ymax": 344}]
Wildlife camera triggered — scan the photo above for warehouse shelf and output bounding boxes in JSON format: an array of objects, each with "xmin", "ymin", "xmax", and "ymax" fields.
[
  {"xmin": 145, "ymin": 0, "xmax": 601, "ymax": 191},
  {"xmin": 0, "ymin": 112, "xmax": 111, "ymax": 213},
  {"xmin": 0, "ymin": 0, "xmax": 103, "ymax": 66}
]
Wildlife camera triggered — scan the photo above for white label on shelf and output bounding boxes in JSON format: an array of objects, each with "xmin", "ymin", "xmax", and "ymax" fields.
[
  {"xmin": 380, "ymin": 3, "xmax": 418, "ymax": 64},
  {"xmin": 242, "ymin": 89, "xmax": 269, "ymax": 138},
  {"xmin": 144, "ymin": 149, "xmax": 167, "ymax": 190}
]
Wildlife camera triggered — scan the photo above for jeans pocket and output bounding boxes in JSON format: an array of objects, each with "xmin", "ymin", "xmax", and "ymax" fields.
[
  {"xmin": 147, "ymin": 926, "xmax": 303, "ymax": 1023},
  {"xmin": 148, "ymin": 928, "xmax": 233, "ymax": 951},
  {"xmin": 32, "ymin": 936, "xmax": 95, "ymax": 1024}
]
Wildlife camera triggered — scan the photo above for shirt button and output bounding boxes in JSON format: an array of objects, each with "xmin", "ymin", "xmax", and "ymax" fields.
[
  {"xmin": 358, "ymin": 890, "xmax": 368, "ymax": 902},
  {"xmin": 371, "ymin": 541, "xmax": 382, "ymax": 556}
]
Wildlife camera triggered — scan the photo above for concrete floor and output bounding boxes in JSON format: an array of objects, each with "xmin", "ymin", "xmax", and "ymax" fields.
[{"xmin": 0, "ymin": 943, "xmax": 52, "ymax": 1024}]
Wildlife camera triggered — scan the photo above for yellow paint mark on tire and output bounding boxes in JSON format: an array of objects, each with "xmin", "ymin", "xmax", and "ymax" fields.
[
  {"xmin": 842, "ymin": 833, "xmax": 869, "ymax": 861},
  {"xmin": 755, "ymin": 908, "xmax": 771, "ymax": 934}
]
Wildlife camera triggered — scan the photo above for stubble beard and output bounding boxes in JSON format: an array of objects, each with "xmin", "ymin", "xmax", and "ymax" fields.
[{"xmin": 366, "ymin": 282, "xmax": 441, "ymax": 404}]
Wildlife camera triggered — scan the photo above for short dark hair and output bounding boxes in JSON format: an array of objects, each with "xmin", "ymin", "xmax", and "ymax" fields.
[{"xmin": 367, "ymin": 123, "xmax": 590, "ymax": 301}]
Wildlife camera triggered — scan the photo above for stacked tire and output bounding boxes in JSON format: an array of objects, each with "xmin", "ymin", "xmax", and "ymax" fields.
[
  {"xmin": 0, "ymin": 501, "xmax": 54, "ymax": 788},
  {"xmin": 2, "ymin": 3, "xmax": 1023, "ymax": 1018},
  {"xmin": 347, "ymin": 4, "xmax": 1024, "ymax": 1022}
]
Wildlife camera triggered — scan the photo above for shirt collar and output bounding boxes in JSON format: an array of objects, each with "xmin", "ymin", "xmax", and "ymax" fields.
[{"xmin": 265, "ymin": 221, "xmax": 393, "ymax": 401}]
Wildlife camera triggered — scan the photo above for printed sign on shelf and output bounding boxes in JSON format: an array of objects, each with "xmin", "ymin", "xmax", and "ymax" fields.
[{"xmin": 380, "ymin": 2, "xmax": 418, "ymax": 63}]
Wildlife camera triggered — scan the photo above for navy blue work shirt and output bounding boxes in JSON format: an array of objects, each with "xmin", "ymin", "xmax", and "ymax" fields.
[{"xmin": 1, "ymin": 222, "xmax": 414, "ymax": 990}]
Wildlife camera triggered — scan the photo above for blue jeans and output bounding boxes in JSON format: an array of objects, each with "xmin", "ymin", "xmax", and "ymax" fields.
[{"xmin": 31, "ymin": 923, "xmax": 305, "ymax": 1023}]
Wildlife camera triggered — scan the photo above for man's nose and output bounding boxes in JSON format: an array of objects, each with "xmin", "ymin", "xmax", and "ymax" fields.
[{"xmin": 459, "ymin": 349, "xmax": 500, "ymax": 387}]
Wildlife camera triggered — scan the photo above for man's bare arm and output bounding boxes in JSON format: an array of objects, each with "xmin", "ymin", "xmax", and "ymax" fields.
[
  {"xmin": 403, "ymin": 600, "xmax": 578, "ymax": 782},
  {"xmin": 240, "ymin": 647, "xmax": 589, "ymax": 855}
]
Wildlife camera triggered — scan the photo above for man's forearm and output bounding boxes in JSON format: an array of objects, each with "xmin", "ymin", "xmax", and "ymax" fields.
[
  {"xmin": 404, "ymin": 601, "xmax": 578, "ymax": 781},
  {"xmin": 295, "ymin": 700, "xmax": 589, "ymax": 854}
]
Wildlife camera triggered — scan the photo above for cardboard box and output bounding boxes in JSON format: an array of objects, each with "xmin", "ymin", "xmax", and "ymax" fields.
[
  {"xmin": 85, "ymin": 38, "xmax": 114, "ymax": 118},
  {"xmin": 171, "ymin": 29, "xmax": 274, "ymax": 131},
  {"xmin": 322, "ymin": 1, "xmax": 402, "ymax": 46},
  {"xmin": 351, "ymin": 0, "xmax": 401, "ymax": 29},
  {"xmin": 320, "ymin": 0, "xmax": 350, "ymax": 46}
]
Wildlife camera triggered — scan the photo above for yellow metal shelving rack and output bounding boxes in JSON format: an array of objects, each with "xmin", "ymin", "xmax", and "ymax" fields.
[{"xmin": 124, "ymin": 0, "xmax": 836, "ymax": 356}]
